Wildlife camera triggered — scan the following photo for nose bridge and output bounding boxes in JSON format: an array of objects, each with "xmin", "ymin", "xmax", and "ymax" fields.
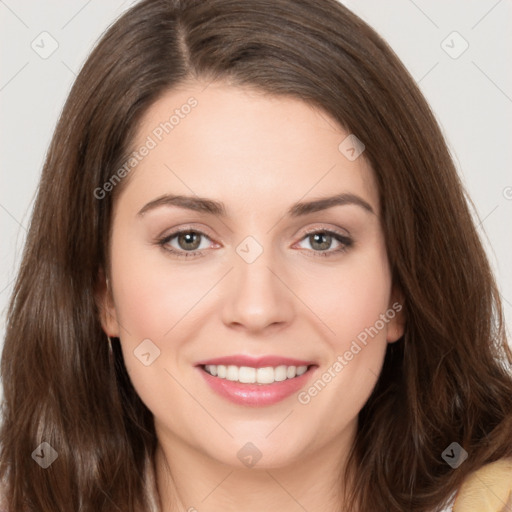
[{"xmin": 221, "ymin": 233, "xmax": 294, "ymax": 331}]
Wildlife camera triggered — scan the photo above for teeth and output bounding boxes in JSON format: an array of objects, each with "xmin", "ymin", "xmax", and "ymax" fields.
[
  {"xmin": 274, "ymin": 365, "xmax": 287, "ymax": 381},
  {"xmin": 296, "ymin": 365, "xmax": 307, "ymax": 376},
  {"xmin": 225, "ymin": 365, "xmax": 237, "ymax": 381},
  {"xmin": 239, "ymin": 366, "xmax": 256, "ymax": 383},
  {"xmin": 203, "ymin": 364, "xmax": 309, "ymax": 383}
]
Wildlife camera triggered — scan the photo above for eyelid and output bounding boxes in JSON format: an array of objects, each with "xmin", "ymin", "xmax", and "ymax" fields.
[
  {"xmin": 157, "ymin": 223, "xmax": 216, "ymax": 241},
  {"xmin": 297, "ymin": 223, "xmax": 351, "ymax": 239}
]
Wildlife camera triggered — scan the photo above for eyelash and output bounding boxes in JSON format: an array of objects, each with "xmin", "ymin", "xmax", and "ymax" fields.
[{"xmin": 156, "ymin": 227, "xmax": 353, "ymax": 259}]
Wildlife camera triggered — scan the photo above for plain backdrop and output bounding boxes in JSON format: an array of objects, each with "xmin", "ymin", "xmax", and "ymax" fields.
[{"xmin": 1, "ymin": 1, "xmax": 511, "ymax": 402}]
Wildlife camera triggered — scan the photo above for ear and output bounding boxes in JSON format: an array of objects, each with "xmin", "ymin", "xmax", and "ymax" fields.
[
  {"xmin": 94, "ymin": 267, "xmax": 120, "ymax": 338},
  {"xmin": 386, "ymin": 284, "xmax": 405, "ymax": 343}
]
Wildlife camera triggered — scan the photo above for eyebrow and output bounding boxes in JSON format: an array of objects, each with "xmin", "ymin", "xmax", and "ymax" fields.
[{"xmin": 136, "ymin": 192, "xmax": 375, "ymax": 218}]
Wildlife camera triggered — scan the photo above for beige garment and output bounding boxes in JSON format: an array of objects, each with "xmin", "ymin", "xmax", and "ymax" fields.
[{"xmin": 453, "ymin": 458, "xmax": 512, "ymax": 512}]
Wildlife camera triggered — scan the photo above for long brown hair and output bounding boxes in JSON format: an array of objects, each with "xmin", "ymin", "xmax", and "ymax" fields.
[{"xmin": 1, "ymin": 0, "xmax": 511, "ymax": 510}]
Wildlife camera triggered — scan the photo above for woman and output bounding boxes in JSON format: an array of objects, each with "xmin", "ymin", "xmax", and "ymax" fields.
[{"xmin": 1, "ymin": 0, "xmax": 511, "ymax": 511}]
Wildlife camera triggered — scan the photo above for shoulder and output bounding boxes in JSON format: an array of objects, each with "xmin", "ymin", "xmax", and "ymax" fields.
[{"xmin": 452, "ymin": 458, "xmax": 512, "ymax": 512}]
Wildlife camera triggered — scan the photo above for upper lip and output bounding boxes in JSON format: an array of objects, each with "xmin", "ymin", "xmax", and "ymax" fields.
[{"xmin": 195, "ymin": 354, "xmax": 316, "ymax": 368}]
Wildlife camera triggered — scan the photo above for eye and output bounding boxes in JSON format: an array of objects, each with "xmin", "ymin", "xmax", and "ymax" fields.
[
  {"xmin": 157, "ymin": 229, "xmax": 213, "ymax": 258},
  {"xmin": 295, "ymin": 229, "xmax": 353, "ymax": 257}
]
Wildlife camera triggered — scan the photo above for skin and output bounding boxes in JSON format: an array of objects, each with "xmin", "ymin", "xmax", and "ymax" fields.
[{"xmin": 99, "ymin": 80, "xmax": 404, "ymax": 512}]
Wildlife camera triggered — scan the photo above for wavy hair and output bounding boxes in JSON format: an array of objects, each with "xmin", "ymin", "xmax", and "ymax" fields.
[{"xmin": 1, "ymin": 0, "xmax": 511, "ymax": 510}]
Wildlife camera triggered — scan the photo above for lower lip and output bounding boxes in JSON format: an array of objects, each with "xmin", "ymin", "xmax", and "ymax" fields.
[{"xmin": 197, "ymin": 365, "xmax": 317, "ymax": 407}]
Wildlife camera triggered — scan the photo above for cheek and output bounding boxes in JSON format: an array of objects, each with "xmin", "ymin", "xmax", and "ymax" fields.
[
  {"xmin": 108, "ymin": 234, "xmax": 202, "ymax": 427},
  {"xmin": 109, "ymin": 229, "xmax": 208, "ymax": 341},
  {"xmin": 108, "ymin": 228, "xmax": 224, "ymax": 404},
  {"xmin": 295, "ymin": 243, "xmax": 393, "ymax": 421},
  {"xmin": 304, "ymin": 243, "xmax": 392, "ymax": 349}
]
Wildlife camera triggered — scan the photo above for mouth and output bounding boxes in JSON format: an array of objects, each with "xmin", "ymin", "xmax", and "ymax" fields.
[
  {"xmin": 195, "ymin": 357, "xmax": 318, "ymax": 407},
  {"xmin": 200, "ymin": 363, "xmax": 314, "ymax": 384}
]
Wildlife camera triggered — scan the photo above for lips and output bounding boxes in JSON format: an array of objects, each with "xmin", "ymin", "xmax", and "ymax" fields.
[
  {"xmin": 195, "ymin": 354, "xmax": 318, "ymax": 407},
  {"xmin": 195, "ymin": 354, "xmax": 316, "ymax": 368}
]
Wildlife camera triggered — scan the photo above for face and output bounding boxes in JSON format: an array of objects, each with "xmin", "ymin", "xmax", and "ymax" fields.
[{"xmin": 99, "ymin": 80, "xmax": 404, "ymax": 469}]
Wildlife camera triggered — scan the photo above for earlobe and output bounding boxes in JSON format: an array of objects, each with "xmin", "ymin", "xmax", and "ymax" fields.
[
  {"xmin": 386, "ymin": 320, "xmax": 404, "ymax": 343},
  {"xmin": 386, "ymin": 287, "xmax": 405, "ymax": 344},
  {"xmin": 94, "ymin": 268, "xmax": 120, "ymax": 338}
]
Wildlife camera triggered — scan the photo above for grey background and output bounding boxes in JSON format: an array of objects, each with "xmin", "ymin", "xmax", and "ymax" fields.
[{"xmin": 1, "ymin": 1, "xmax": 511, "ymax": 401}]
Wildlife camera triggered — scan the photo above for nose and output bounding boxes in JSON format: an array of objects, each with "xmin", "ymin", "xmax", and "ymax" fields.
[{"xmin": 221, "ymin": 240, "xmax": 295, "ymax": 335}]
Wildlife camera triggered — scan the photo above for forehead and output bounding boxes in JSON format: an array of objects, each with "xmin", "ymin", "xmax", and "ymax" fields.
[{"xmin": 121, "ymin": 81, "xmax": 379, "ymax": 217}]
